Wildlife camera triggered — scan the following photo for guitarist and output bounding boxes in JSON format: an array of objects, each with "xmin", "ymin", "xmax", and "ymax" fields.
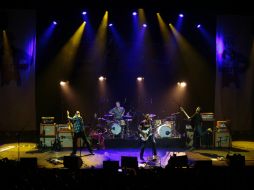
[
  {"xmin": 67, "ymin": 110, "xmax": 94, "ymax": 156},
  {"xmin": 180, "ymin": 106, "xmax": 203, "ymax": 149},
  {"xmin": 138, "ymin": 114, "xmax": 157, "ymax": 161}
]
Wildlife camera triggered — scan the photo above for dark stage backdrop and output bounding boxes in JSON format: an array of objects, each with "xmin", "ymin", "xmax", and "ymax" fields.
[
  {"xmin": 0, "ymin": 10, "xmax": 36, "ymax": 132},
  {"xmin": 215, "ymin": 15, "xmax": 254, "ymax": 135},
  {"xmin": 36, "ymin": 9, "xmax": 216, "ymax": 127}
]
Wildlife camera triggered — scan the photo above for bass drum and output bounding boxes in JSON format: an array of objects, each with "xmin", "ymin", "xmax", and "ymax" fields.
[
  {"xmin": 156, "ymin": 124, "xmax": 172, "ymax": 138},
  {"xmin": 110, "ymin": 122, "xmax": 122, "ymax": 135}
]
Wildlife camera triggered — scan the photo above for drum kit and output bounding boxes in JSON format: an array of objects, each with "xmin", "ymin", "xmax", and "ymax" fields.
[
  {"xmin": 94, "ymin": 112, "xmax": 180, "ymax": 140},
  {"xmin": 150, "ymin": 112, "xmax": 181, "ymax": 138},
  {"xmin": 102, "ymin": 114, "xmax": 133, "ymax": 139}
]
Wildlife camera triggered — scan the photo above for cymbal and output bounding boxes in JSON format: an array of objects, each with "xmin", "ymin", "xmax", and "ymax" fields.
[
  {"xmin": 166, "ymin": 115, "xmax": 176, "ymax": 120},
  {"xmin": 149, "ymin": 114, "xmax": 156, "ymax": 118},
  {"xmin": 98, "ymin": 117, "xmax": 107, "ymax": 121},
  {"xmin": 123, "ymin": 115, "xmax": 133, "ymax": 119},
  {"xmin": 104, "ymin": 114, "xmax": 113, "ymax": 117},
  {"xmin": 171, "ymin": 112, "xmax": 180, "ymax": 115}
]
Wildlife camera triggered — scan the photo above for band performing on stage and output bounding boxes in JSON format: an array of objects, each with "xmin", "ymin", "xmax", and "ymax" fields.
[{"xmin": 60, "ymin": 102, "xmax": 214, "ymax": 161}]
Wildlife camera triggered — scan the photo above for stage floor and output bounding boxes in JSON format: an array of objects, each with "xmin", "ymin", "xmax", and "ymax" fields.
[{"xmin": 0, "ymin": 141, "xmax": 254, "ymax": 169}]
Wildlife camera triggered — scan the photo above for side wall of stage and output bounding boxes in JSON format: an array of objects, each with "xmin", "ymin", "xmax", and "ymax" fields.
[
  {"xmin": 0, "ymin": 10, "xmax": 36, "ymax": 133},
  {"xmin": 215, "ymin": 15, "xmax": 254, "ymax": 137}
]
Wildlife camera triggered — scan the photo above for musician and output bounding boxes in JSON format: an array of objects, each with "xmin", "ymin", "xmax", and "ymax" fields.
[
  {"xmin": 109, "ymin": 101, "xmax": 125, "ymax": 121},
  {"xmin": 138, "ymin": 114, "xmax": 157, "ymax": 161},
  {"xmin": 109, "ymin": 101, "xmax": 126, "ymax": 138},
  {"xmin": 67, "ymin": 110, "xmax": 94, "ymax": 156},
  {"xmin": 180, "ymin": 106, "xmax": 203, "ymax": 149}
]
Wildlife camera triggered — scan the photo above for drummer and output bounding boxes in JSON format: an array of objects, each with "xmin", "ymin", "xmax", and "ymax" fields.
[
  {"xmin": 109, "ymin": 101, "xmax": 125, "ymax": 121},
  {"xmin": 109, "ymin": 101, "xmax": 125, "ymax": 138}
]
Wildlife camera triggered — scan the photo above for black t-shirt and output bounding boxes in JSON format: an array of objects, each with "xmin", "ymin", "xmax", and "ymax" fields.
[
  {"xmin": 139, "ymin": 120, "xmax": 152, "ymax": 131},
  {"xmin": 190, "ymin": 112, "xmax": 202, "ymax": 127}
]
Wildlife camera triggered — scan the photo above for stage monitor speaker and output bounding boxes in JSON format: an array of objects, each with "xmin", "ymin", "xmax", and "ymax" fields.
[
  {"xmin": 121, "ymin": 156, "xmax": 138, "ymax": 169},
  {"xmin": 20, "ymin": 157, "xmax": 37, "ymax": 169},
  {"xmin": 103, "ymin": 161, "xmax": 119, "ymax": 171},
  {"xmin": 63, "ymin": 156, "xmax": 83, "ymax": 169},
  {"xmin": 226, "ymin": 154, "xmax": 245, "ymax": 167},
  {"xmin": 194, "ymin": 160, "xmax": 212, "ymax": 168},
  {"xmin": 167, "ymin": 155, "xmax": 189, "ymax": 168}
]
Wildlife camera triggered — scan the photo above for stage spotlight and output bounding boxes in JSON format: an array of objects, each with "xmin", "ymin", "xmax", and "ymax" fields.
[
  {"xmin": 53, "ymin": 21, "xmax": 57, "ymax": 25},
  {"xmin": 196, "ymin": 24, "xmax": 201, "ymax": 28},
  {"xmin": 132, "ymin": 12, "xmax": 137, "ymax": 16},
  {"xmin": 82, "ymin": 11, "xmax": 87, "ymax": 15},
  {"xmin": 181, "ymin": 82, "xmax": 186, "ymax": 87},
  {"xmin": 137, "ymin": 77, "xmax": 144, "ymax": 81},
  {"xmin": 99, "ymin": 76, "xmax": 106, "ymax": 81},
  {"xmin": 60, "ymin": 81, "xmax": 68, "ymax": 86},
  {"xmin": 179, "ymin": 14, "xmax": 184, "ymax": 18},
  {"xmin": 142, "ymin": 24, "xmax": 147, "ymax": 28},
  {"xmin": 178, "ymin": 82, "xmax": 187, "ymax": 88},
  {"xmin": 108, "ymin": 23, "xmax": 113, "ymax": 27}
]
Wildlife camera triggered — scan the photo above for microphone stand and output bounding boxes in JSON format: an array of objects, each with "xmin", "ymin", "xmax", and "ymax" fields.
[
  {"xmin": 80, "ymin": 138, "xmax": 82, "ymax": 157},
  {"xmin": 17, "ymin": 132, "xmax": 20, "ymax": 161},
  {"xmin": 16, "ymin": 127, "xmax": 25, "ymax": 161}
]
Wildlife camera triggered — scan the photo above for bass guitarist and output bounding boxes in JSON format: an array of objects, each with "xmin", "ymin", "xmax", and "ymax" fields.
[
  {"xmin": 180, "ymin": 106, "xmax": 203, "ymax": 149},
  {"xmin": 138, "ymin": 114, "xmax": 157, "ymax": 161}
]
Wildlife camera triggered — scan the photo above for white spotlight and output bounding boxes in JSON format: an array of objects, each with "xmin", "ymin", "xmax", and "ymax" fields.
[
  {"xmin": 178, "ymin": 81, "xmax": 187, "ymax": 88},
  {"xmin": 99, "ymin": 76, "xmax": 106, "ymax": 81},
  {"xmin": 137, "ymin": 77, "xmax": 144, "ymax": 81},
  {"xmin": 60, "ymin": 81, "xmax": 68, "ymax": 86}
]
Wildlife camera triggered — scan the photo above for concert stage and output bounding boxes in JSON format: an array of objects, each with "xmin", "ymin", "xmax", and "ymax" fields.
[{"xmin": 1, "ymin": 141, "xmax": 254, "ymax": 169}]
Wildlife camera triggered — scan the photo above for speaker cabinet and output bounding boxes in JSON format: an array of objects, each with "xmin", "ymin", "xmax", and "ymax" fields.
[
  {"xmin": 167, "ymin": 155, "xmax": 189, "ymax": 168},
  {"xmin": 58, "ymin": 132, "xmax": 73, "ymax": 148},
  {"xmin": 39, "ymin": 137, "xmax": 55, "ymax": 147},
  {"xmin": 58, "ymin": 132, "xmax": 84, "ymax": 148},
  {"xmin": 194, "ymin": 160, "xmax": 212, "ymax": 168},
  {"xmin": 214, "ymin": 131, "xmax": 231, "ymax": 148},
  {"xmin": 63, "ymin": 156, "xmax": 83, "ymax": 169},
  {"xmin": 226, "ymin": 154, "xmax": 245, "ymax": 167},
  {"xmin": 40, "ymin": 123, "xmax": 56, "ymax": 136},
  {"xmin": 121, "ymin": 156, "xmax": 138, "ymax": 169},
  {"xmin": 20, "ymin": 157, "xmax": 37, "ymax": 169},
  {"xmin": 103, "ymin": 161, "xmax": 119, "ymax": 171}
]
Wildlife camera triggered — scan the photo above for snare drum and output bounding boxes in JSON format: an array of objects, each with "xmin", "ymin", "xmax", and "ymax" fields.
[
  {"xmin": 110, "ymin": 122, "xmax": 122, "ymax": 135},
  {"xmin": 156, "ymin": 124, "xmax": 172, "ymax": 138}
]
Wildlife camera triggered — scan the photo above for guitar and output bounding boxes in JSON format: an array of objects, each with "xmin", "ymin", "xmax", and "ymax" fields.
[
  {"xmin": 139, "ymin": 127, "xmax": 152, "ymax": 141},
  {"xmin": 180, "ymin": 107, "xmax": 190, "ymax": 120}
]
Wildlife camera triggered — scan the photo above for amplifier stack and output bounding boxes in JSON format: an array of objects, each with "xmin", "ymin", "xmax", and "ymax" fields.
[
  {"xmin": 214, "ymin": 121, "xmax": 231, "ymax": 148},
  {"xmin": 39, "ymin": 118, "xmax": 84, "ymax": 149},
  {"xmin": 40, "ymin": 123, "xmax": 56, "ymax": 148},
  {"xmin": 200, "ymin": 113, "xmax": 215, "ymax": 148}
]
